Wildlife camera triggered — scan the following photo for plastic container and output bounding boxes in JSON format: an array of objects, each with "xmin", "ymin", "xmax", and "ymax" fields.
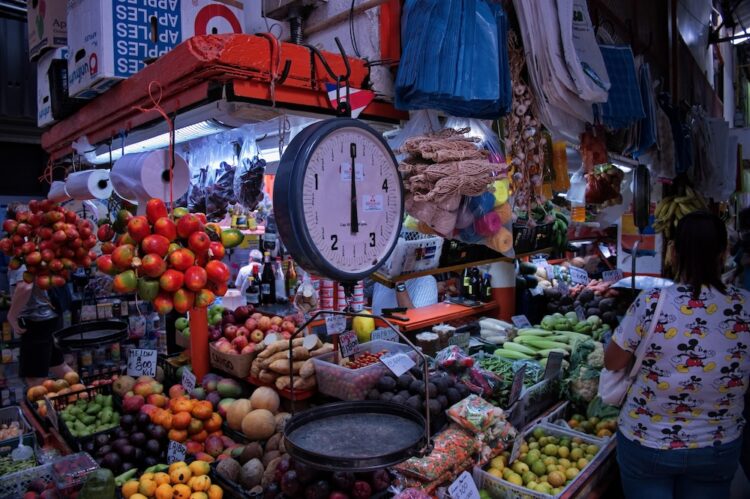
[
  {"xmin": 542, "ymin": 402, "xmax": 613, "ymax": 443},
  {"xmin": 51, "ymin": 452, "xmax": 99, "ymax": 494},
  {"xmin": 472, "ymin": 423, "xmax": 606, "ymax": 499},
  {"xmin": 0, "ymin": 462, "xmax": 54, "ymax": 499},
  {"xmin": 312, "ymin": 340, "xmax": 417, "ymax": 401},
  {"xmin": 0, "ymin": 406, "xmax": 33, "ymax": 447},
  {"xmin": 379, "ymin": 231, "xmax": 444, "ymax": 278}
]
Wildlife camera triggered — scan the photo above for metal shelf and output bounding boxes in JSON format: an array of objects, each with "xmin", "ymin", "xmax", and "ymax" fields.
[{"xmin": 371, "ymin": 248, "xmax": 554, "ymax": 288}]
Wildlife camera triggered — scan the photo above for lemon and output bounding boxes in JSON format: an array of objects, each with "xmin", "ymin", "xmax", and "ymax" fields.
[
  {"xmin": 353, "ymin": 312, "xmax": 375, "ymax": 342},
  {"xmin": 558, "ymin": 446, "xmax": 570, "ymax": 459},
  {"xmin": 543, "ymin": 444, "xmax": 558, "ymax": 456},
  {"xmin": 558, "ymin": 458, "xmax": 571, "ymax": 469},
  {"xmin": 528, "ymin": 442, "xmax": 540, "ymax": 450},
  {"xmin": 520, "ymin": 443, "xmax": 529, "ymax": 454},
  {"xmin": 511, "ymin": 462, "xmax": 529, "ymax": 474},
  {"xmin": 488, "ymin": 468, "xmax": 503, "ymax": 478},
  {"xmin": 507, "ymin": 473, "xmax": 523, "ymax": 486},
  {"xmin": 546, "ymin": 464, "xmax": 558, "ymax": 474},
  {"xmin": 570, "ymin": 448, "xmax": 584, "ymax": 460},
  {"xmin": 543, "ymin": 456, "xmax": 557, "ymax": 466},
  {"xmin": 587, "ymin": 444, "xmax": 599, "ymax": 455},
  {"xmin": 502, "ymin": 468, "xmax": 514, "ymax": 479},
  {"xmin": 490, "ymin": 456, "xmax": 505, "ymax": 470},
  {"xmin": 577, "ymin": 458, "xmax": 589, "ymax": 469},
  {"xmin": 538, "ymin": 437, "xmax": 549, "ymax": 446},
  {"xmin": 526, "ymin": 481, "xmax": 538, "ymax": 490},
  {"xmin": 565, "ymin": 468, "xmax": 579, "ymax": 480},
  {"xmin": 522, "ymin": 471, "xmax": 537, "ymax": 485},
  {"xmin": 548, "ymin": 471, "xmax": 566, "ymax": 487},
  {"xmin": 536, "ymin": 483, "xmax": 553, "ymax": 495}
]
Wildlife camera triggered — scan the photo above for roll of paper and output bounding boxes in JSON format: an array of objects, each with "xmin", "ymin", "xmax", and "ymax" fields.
[
  {"xmin": 64, "ymin": 170, "xmax": 113, "ymax": 200},
  {"xmin": 111, "ymin": 151, "xmax": 190, "ymax": 204},
  {"xmin": 48, "ymin": 181, "xmax": 71, "ymax": 203}
]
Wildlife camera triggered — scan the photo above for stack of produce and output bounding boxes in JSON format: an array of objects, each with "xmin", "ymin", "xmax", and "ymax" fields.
[
  {"xmin": 95, "ymin": 198, "xmax": 242, "ymax": 313},
  {"xmin": 654, "ymin": 186, "xmax": 707, "ymax": 239},
  {"xmin": 26, "ymin": 371, "xmax": 100, "ymax": 418},
  {"xmin": 250, "ymin": 337, "xmax": 331, "ymax": 392},
  {"xmin": 115, "ymin": 375, "xmax": 167, "ymax": 415},
  {"xmin": 585, "ymin": 164, "xmax": 625, "ymax": 206},
  {"xmin": 476, "ymin": 356, "xmax": 545, "ymax": 407},
  {"xmin": 58, "ymin": 393, "xmax": 119, "ymax": 439},
  {"xmin": 478, "ymin": 318, "xmax": 515, "ymax": 345},
  {"xmin": 119, "ymin": 460, "xmax": 223, "ymax": 499},
  {"xmin": 86, "ymin": 412, "xmax": 167, "ymax": 475},
  {"xmin": 20, "ymin": 477, "xmax": 61, "ymax": 498},
  {"xmin": 224, "ymin": 387, "xmax": 288, "ymax": 443},
  {"xmin": 214, "ymin": 306, "xmax": 299, "ymax": 357},
  {"xmin": 0, "ymin": 199, "xmax": 97, "ymax": 288},
  {"xmin": 477, "ymin": 426, "xmax": 602, "ymax": 496},
  {"xmin": 564, "ymin": 339, "xmax": 605, "ymax": 406}
]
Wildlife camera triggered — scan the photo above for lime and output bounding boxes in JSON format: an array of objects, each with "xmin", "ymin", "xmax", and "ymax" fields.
[
  {"xmin": 531, "ymin": 460, "xmax": 547, "ymax": 476},
  {"xmin": 543, "ymin": 444, "xmax": 558, "ymax": 456}
]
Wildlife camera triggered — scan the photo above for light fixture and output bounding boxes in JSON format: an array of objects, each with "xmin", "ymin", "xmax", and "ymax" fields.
[
  {"xmin": 731, "ymin": 28, "xmax": 750, "ymax": 45},
  {"xmin": 91, "ymin": 120, "xmax": 231, "ymax": 164}
]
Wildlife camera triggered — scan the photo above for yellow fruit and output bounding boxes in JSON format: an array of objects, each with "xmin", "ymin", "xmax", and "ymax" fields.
[
  {"xmin": 536, "ymin": 483, "xmax": 553, "ymax": 495},
  {"xmin": 597, "ymin": 428, "xmax": 613, "ymax": 438},
  {"xmin": 577, "ymin": 458, "xmax": 589, "ymax": 469},
  {"xmin": 527, "ymin": 481, "xmax": 538, "ymax": 490},
  {"xmin": 139, "ymin": 479, "xmax": 157, "ymax": 497},
  {"xmin": 122, "ymin": 481, "xmax": 140, "ymax": 498},
  {"xmin": 552, "ymin": 487, "xmax": 563, "ymax": 495},
  {"xmin": 521, "ymin": 471, "xmax": 537, "ymax": 484},
  {"xmin": 173, "ymin": 484, "xmax": 192, "ymax": 499},
  {"xmin": 531, "ymin": 460, "xmax": 547, "ymax": 476},
  {"xmin": 207, "ymin": 484, "xmax": 223, "ymax": 499},
  {"xmin": 528, "ymin": 442, "xmax": 539, "ymax": 450},
  {"xmin": 566, "ymin": 468, "xmax": 579, "ymax": 480},
  {"xmin": 548, "ymin": 471, "xmax": 566, "ymax": 487},
  {"xmin": 189, "ymin": 460, "xmax": 211, "ymax": 477},
  {"xmin": 570, "ymin": 448, "xmax": 584, "ymax": 460},
  {"xmin": 140, "ymin": 473, "xmax": 154, "ymax": 481},
  {"xmin": 352, "ymin": 312, "xmax": 375, "ymax": 343},
  {"xmin": 170, "ymin": 466, "xmax": 192, "ymax": 484},
  {"xmin": 190, "ymin": 493, "xmax": 208, "ymax": 499},
  {"xmin": 502, "ymin": 468, "xmax": 514, "ymax": 479},
  {"xmin": 130, "ymin": 495, "xmax": 148, "ymax": 499},
  {"xmin": 192, "ymin": 475, "xmax": 212, "ymax": 492},
  {"xmin": 511, "ymin": 462, "xmax": 529, "ymax": 474},
  {"xmin": 587, "ymin": 445, "xmax": 599, "ymax": 455},
  {"xmin": 488, "ymin": 468, "xmax": 503, "ymax": 478},
  {"xmin": 557, "ymin": 446, "xmax": 570, "ymax": 458},
  {"xmin": 546, "ymin": 464, "xmax": 558, "ymax": 474},
  {"xmin": 558, "ymin": 458, "xmax": 571, "ymax": 469},
  {"xmin": 543, "ymin": 456, "xmax": 556, "ymax": 466},
  {"xmin": 543, "ymin": 444, "xmax": 558, "ymax": 456},
  {"xmin": 169, "ymin": 461, "xmax": 188, "ymax": 474},
  {"xmin": 539, "ymin": 475, "xmax": 547, "ymax": 484},
  {"xmin": 507, "ymin": 473, "xmax": 523, "ymax": 486},
  {"xmin": 153, "ymin": 472, "xmax": 171, "ymax": 486},
  {"xmin": 155, "ymin": 483, "xmax": 173, "ymax": 499},
  {"xmin": 520, "ymin": 443, "xmax": 529, "ymax": 453},
  {"xmin": 490, "ymin": 456, "xmax": 505, "ymax": 470}
]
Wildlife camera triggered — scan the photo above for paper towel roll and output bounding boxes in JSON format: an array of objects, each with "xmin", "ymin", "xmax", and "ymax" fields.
[
  {"xmin": 111, "ymin": 151, "xmax": 190, "ymax": 204},
  {"xmin": 64, "ymin": 170, "xmax": 113, "ymax": 200},
  {"xmin": 48, "ymin": 181, "xmax": 71, "ymax": 203}
]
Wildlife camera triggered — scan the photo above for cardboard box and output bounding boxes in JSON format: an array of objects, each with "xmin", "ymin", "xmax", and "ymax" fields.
[
  {"xmin": 67, "ymin": 0, "xmax": 249, "ymax": 99},
  {"xmin": 27, "ymin": 0, "xmax": 68, "ymax": 61},
  {"xmin": 209, "ymin": 342, "xmax": 255, "ymax": 378},
  {"xmin": 37, "ymin": 47, "xmax": 68, "ymax": 127}
]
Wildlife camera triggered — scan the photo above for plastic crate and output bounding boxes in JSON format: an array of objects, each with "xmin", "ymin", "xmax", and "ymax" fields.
[
  {"xmin": 542, "ymin": 402, "xmax": 613, "ymax": 443},
  {"xmin": 472, "ymin": 423, "xmax": 607, "ymax": 499},
  {"xmin": 51, "ymin": 452, "xmax": 99, "ymax": 494},
  {"xmin": 0, "ymin": 406, "xmax": 33, "ymax": 448},
  {"xmin": 513, "ymin": 222, "xmax": 553, "ymax": 254},
  {"xmin": 47, "ymin": 384, "xmax": 119, "ymax": 451},
  {"xmin": 312, "ymin": 340, "xmax": 417, "ymax": 400},
  {"xmin": 378, "ymin": 231, "xmax": 443, "ymax": 278},
  {"xmin": 0, "ymin": 462, "xmax": 54, "ymax": 499}
]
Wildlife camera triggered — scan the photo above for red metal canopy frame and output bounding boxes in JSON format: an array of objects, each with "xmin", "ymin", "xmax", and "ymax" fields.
[{"xmin": 42, "ymin": 34, "xmax": 406, "ymax": 162}]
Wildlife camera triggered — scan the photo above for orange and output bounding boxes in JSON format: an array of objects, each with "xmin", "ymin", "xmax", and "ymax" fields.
[
  {"xmin": 63, "ymin": 371, "xmax": 80, "ymax": 385},
  {"xmin": 172, "ymin": 484, "xmax": 192, "ymax": 499},
  {"xmin": 153, "ymin": 472, "xmax": 170, "ymax": 485},
  {"xmin": 172, "ymin": 411, "xmax": 192, "ymax": 430},
  {"xmin": 203, "ymin": 413, "xmax": 222, "ymax": 434},
  {"xmin": 42, "ymin": 379, "xmax": 56, "ymax": 392},
  {"xmin": 191, "ymin": 430, "xmax": 208, "ymax": 443},
  {"xmin": 154, "ymin": 483, "xmax": 173, "ymax": 499},
  {"xmin": 168, "ymin": 429, "xmax": 188, "ymax": 443},
  {"xmin": 191, "ymin": 401, "xmax": 213, "ymax": 420},
  {"xmin": 207, "ymin": 485, "xmax": 223, "ymax": 499},
  {"xmin": 121, "ymin": 480, "xmax": 139, "ymax": 498}
]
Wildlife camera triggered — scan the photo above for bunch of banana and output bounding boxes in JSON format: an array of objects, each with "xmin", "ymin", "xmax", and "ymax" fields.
[
  {"xmin": 653, "ymin": 187, "xmax": 707, "ymax": 239},
  {"xmin": 551, "ymin": 211, "xmax": 569, "ymax": 250}
]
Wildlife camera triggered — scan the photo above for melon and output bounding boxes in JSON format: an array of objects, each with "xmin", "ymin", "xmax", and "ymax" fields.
[
  {"xmin": 227, "ymin": 399, "xmax": 253, "ymax": 430},
  {"xmin": 241, "ymin": 409, "xmax": 276, "ymax": 440},
  {"xmin": 249, "ymin": 387, "xmax": 280, "ymax": 414}
]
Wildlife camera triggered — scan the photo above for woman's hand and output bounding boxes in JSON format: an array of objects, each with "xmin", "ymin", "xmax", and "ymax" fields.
[
  {"xmin": 604, "ymin": 340, "xmax": 633, "ymax": 371},
  {"xmin": 8, "ymin": 316, "xmax": 25, "ymax": 335}
]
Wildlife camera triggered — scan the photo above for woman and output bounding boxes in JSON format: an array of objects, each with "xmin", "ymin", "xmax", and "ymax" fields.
[{"xmin": 605, "ymin": 212, "xmax": 750, "ymax": 498}]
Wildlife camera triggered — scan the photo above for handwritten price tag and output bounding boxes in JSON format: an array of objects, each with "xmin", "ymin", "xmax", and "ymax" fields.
[
  {"xmin": 448, "ymin": 471, "xmax": 479, "ymax": 499},
  {"xmin": 338, "ymin": 331, "xmax": 359, "ymax": 358},
  {"xmin": 602, "ymin": 269, "xmax": 624, "ymax": 282},
  {"xmin": 371, "ymin": 328, "xmax": 400, "ymax": 342},
  {"xmin": 511, "ymin": 315, "xmax": 532, "ymax": 328},
  {"xmin": 544, "ymin": 352, "xmax": 565, "ymax": 380},
  {"xmin": 325, "ymin": 314, "xmax": 347, "ymax": 335},
  {"xmin": 508, "ymin": 364, "xmax": 526, "ymax": 405},
  {"xmin": 568, "ymin": 267, "xmax": 590, "ymax": 285},
  {"xmin": 167, "ymin": 440, "xmax": 186, "ymax": 464},
  {"xmin": 575, "ymin": 306, "xmax": 586, "ymax": 322},
  {"xmin": 380, "ymin": 353, "xmax": 416, "ymax": 377},
  {"xmin": 181, "ymin": 369, "xmax": 196, "ymax": 393},
  {"xmin": 543, "ymin": 263, "xmax": 555, "ymax": 280},
  {"xmin": 127, "ymin": 349, "xmax": 157, "ymax": 377},
  {"xmin": 509, "ymin": 435, "xmax": 524, "ymax": 464},
  {"xmin": 531, "ymin": 254, "xmax": 548, "ymax": 263}
]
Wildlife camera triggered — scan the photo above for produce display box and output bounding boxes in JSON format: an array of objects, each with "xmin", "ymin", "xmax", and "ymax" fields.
[
  {"xmin": 513, "ymin": 222, "xmax": 553, "ymax": 254},
  {"xmin": 312, "ymin": 340, "xmax": 417, "ymax": 401},
  {"xmin": 51, "ymin": 452, "xmax": 99, "ymax": 495},
  {"xmin": 210, "ymin": 461, "xmax": 262, "ymax": 499},
  {"xmin": 542, "ymin": 402, "xmax": 613, "ymax": 443},
  {"xmin": 472, "ymin": 423, "xmax": 608, "ymax": 499},
  {"xmin": 246, "ymin": 375, "xmax": 316, "ymax": 401},
  {"xmin": 379, "ymin": 231, "xmax": 444, "ymax": 279},
  {"xmin": 0, "ymin": 406, "xmax": 34, "ymax": 449},
  {"xmin": 46, "ymin": 384, "xmax": 119, "ymax": 452},
  {"xmin": 0, "ymin": 462, "xmax": 54, "ymax": 499},
  {"xmin": 209, "ymin": 342, "xmax": 256, "ymax": 378}
]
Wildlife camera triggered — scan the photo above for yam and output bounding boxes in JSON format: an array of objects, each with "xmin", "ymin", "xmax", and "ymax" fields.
[
  {"xmin": 265, "ymin": 432, "xmax": 282, "ymax": 452},
  {"xmin": 299, "ymin": 358, "xmax": 315, "ymax": 378},
  {"xmin": 258, "ymin": 370, "xmax": 277, "ymax": 385},
  {"xmin": 262, "ymin": 457, "xmax": 282, "ymax": 487},
  {"xmin": 268, "ymin": 359, "xmax": 306, "ymax": 375},
  {"xmin": 258, "ymin": 338, "xmax": 305, "ymax": 358},
  {"xmin": 275, "ymin": 375, "xmax": 316, "ymax": 391},
  {"xmin": 310, "ymin": 343, "xmax": 334, "ymax": 357}
]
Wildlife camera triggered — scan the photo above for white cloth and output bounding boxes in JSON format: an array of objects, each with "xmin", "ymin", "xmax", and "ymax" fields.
[
  {"xmin": 234, "ymin": 263, "xmax": 261, "ymax": 295},
  {"xmin": 371, "ymin": 276, "xmax": 438, "ymax": 316}
]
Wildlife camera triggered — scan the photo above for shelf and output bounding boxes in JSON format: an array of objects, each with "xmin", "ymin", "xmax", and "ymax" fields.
[
  {"xmin": 378, "ymin": 301, "xmax": 498, "ymax": 332},
  {"xmin": 371, "ymin": 248, "xmax": 554, "ymax": 288}
]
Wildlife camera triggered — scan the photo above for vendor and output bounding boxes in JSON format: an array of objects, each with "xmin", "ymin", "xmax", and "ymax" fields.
[
  {"xmin": 234, "ymin": 249, "xmax": 263, "ymax": 295},
  {"xmin": 371, "ymin": 276, "xmax": 438, "ymax": 316}
]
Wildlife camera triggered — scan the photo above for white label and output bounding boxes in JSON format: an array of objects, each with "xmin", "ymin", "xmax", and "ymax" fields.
[
  {"xmin": 557, "ymin": 280, "xmax": 569, "ymax": 294},
  {"xmin": 338, "ymin": 331, "xmax": 360, "ymax": 357},
  {"xmin": 602, "ymin": 269, "xmax": 624, "ymax": 282},
  {"xmin": 303, "ymin": 334, "xmax": 319, "ymax": 350},
  {"xmin": 575, "ymin": 306, "xmax": 586, "ymax": 322},
  {"xmin": 263, "ymin": 333, "xmax": 279, "ymax": 346},
  {"xmin": 181, "ymin": 370, "xmax": 196, "ymax": 393},
  {"xmin": 167, "ymin": 440, "xmax": 186, "ymax": 464},
  {"xmin": 371, "ymin": 328, "xmax": 400, "ymax": 342},
  {"xmin": 325, "ymin": 314, "xmax": 347, "ymax": 335},
  {"xmin": 362, "ymin": 194, "xmax": 384, "ymax": 212},
  {"xmin": 380, "ymin": 353, "xmax": 416, "ymax": 377},
  {"xmin": 543, "ymin": 263, "xmax": 555, "ymax": 280},
  {"xmin": 511, "ymin": 315, "xmax": 532, "ymax": 328},
  {"xmin": 531, "ymin": 255, "xmax": 548, "ymax": 264},
  {"xmin": 569, "ymin": 267, "xmax": 590, "ymax": 285},
  {"xmin": 340, "ymin": 162, "xmax": 364, "ymax": 181},
  {"xmin": 530, "ymin": 286, "xmax": 544, "ymax": 296},
  {"xmin": 127, "ymin": 349, "xmax": 157, "ymax": 377},
  {"xmin": 448, "ymin": 471, "xmax": 480, "ymax": 499}
]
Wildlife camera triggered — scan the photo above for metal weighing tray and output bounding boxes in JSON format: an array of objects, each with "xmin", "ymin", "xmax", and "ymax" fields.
[
  {"xmin": 284, "ymin": 400, "xmax": 426, "ymax": 472},
  {"xmin": 53, "ymin": 320, "xmax": 128, "ymax": 351}
]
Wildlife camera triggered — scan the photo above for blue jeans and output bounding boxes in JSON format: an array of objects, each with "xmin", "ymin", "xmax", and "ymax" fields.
[{"xmin": 617, "ymin": 431, "xmax": 742, "ymax": 499}]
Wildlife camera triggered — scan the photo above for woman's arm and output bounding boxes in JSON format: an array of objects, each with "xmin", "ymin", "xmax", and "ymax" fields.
[
  {"xmin": 8, "ymin": 281, "xmax": 31, "ymax": 334},
  {"xmin": 604, "ymin": 340, "xmax": 634, "ymax": 371}
]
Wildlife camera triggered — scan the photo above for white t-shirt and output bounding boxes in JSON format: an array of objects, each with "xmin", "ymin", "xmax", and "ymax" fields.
[
  {"xmin": 372, "ymin": 276, "xmax": 438, "ymax": 315},
  {"xmin": 235, "ymin": 263, "xmax": 261, "ymax": 294}
]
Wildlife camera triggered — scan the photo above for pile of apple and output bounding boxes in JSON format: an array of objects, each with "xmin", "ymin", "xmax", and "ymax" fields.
[
  {"xmin": 0, "ymin": 199, "xmax": 97, "ymax": 288},
  {"xmin": 96, "ymin": 199, "xmax": 240, "ymax": 313},
  {"xmin": 214, "ymin": 305, "xmax": 299, "ymax": 356}
]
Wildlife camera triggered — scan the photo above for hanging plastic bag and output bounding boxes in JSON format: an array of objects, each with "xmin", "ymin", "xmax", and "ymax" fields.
[{"xmin": 234, "ymin": 127, "xmax": 266, "ymax": 211}]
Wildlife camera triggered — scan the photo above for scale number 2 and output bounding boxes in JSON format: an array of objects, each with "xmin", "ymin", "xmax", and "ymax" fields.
[{"xmin": 331, "ymin": 234, "xmax": 338, "ymax": 251}]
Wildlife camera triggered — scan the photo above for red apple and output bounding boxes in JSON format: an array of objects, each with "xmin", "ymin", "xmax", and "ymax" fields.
[
  {"xmin": 240, "ymin": 344, "xmax": 256, "ymax": 355},
  {"xmin": 236, "ymin": 326, "xmax": 249, "ymax": 339},
  {"xmin": 173, "ymin": 288, "xmax": 195, "ymax": 314},
  {"xmin": 250, "ymin": 329, "xmax": 264, "ymax": 343},
  {"xmin": 146, "ymin": 198, "xmax": 168, "ymax": 225},
  {"xmin": 208, "ymin": 241, "xmax": 225, "ymax": 260},
  {"xmin": 223, "ymin": 324, "xmax": 238, "ymax": 340},
  {"xmin": 281, "ymin": 320, "xmax": 296, "ymax": 333},
  {"xmin": 111, "ymin": 244, "xmax": 136, "ymax": 270},
  {"xmin": 141, "ymin": 234, "xmax": 170, "ymax": 257},
  {"xmin": 188, "ymin": 231, "xmax": 211, "ymax": 255},
  {"xmin": 184, "ymin": 265, "xmax": 208, "ymax": 292},
  {"xmin": 231, "ymin": 335, "xmax": 249, "ymax": 352},
  {"xmin": 243, "ymin": 318, "xmax": 257, "ymax": 331},
  {"xmin": 159, "ymin": 269, "xmax": 184, "ymax": 293},
  {"xmin": 96, "ymin": 255, "xmax": 116, "ymax": 275},
  {"xmin": 127, "ymin": 216, "xmax": 151, "ymax": 243},
  {"xmin": 205, "ymin": 260, "xmax": 230, "ymax": 284},
  {"xmin": 195, "ymin": 288, "xmax": 215, "ymax": 308},
  {"xmin": 153, "ymin": 217, "xmax": 177, "ymax": 242},
  {"xmin": 153, "ymin": 292, "xmax": 174, "ymax": 314},
  {"xmin": 168, "ymin": 248, "xmax": 195, "ymax": 272},
  {"xmin": 176, "ymin": 214, "xmax": 204, "ymax": 239},
  {"xmin": 140, "ymin": 253, "xmax": 167, "ymax": 278}
]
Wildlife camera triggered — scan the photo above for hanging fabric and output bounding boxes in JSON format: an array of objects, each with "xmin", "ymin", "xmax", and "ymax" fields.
[{"xmin": 594, "ymin": 45, "xmax": 645, "ymax": 129}]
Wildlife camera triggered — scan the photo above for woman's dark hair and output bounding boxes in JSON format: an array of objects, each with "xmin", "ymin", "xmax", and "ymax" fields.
[{"xmin": 674, "ymin": 211, "xmax": 727, "ymax": 298}]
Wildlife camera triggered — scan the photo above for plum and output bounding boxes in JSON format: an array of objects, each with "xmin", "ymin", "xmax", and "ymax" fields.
[
  {"xmin": 294, "ymin": 461, "xmax": 317, "ymax": 484},
  {"xmin": 332, "ymin": 472, "xmax": 355, "ymax": 492},
  {"xmin": 370, "ymin": 470, "xmax": 390, "ymax": 492},
  {"xmin": 281, "ymin": 470, "xmax": 301, "ymax": 497},
  {"xmin": 352, "ymin": 481, "xmax": 372, "ymax": 499},
  {"xmin": 305, "ymin": 479, "xmax": 331, "ymax": 499}
]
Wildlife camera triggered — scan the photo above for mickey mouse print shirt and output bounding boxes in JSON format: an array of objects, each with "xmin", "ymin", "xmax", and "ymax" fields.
[{"xmin": 612, "ymin": 284, "xmax": 750, "ymax": 450}]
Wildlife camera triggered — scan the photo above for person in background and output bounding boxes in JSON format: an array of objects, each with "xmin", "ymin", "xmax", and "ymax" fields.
[
  {"xmin": 371, "ymin": 275, "xmax": 438, "ymax": 316},
  {"xmin": 604, "ymin": 212, "xmax": 750, "ymax": 498},
  {"xmin": 234, "ymin": 249, "xmax": 263, "ymax": 295}
]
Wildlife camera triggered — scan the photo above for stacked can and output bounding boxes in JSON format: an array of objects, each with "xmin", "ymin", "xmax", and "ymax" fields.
[
  {"xmin": 335, "ymin": 283, "xmax": 347, "ymax": 311},
  {"xmin": 319, "ymin": 279, "xmax": 335, "ymax": 310},
  {"xmin": 351, "ymin": 281, "xmax": 365, "ymax": 311}
]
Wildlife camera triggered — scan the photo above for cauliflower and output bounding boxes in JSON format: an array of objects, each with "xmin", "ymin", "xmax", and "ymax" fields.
[
  {"xmin": 587, "ymin": 342, "xmax": 604, "ymax": 369},
  {"xmin": 569, "ymin": 365, "xmax": 599, "ymax": 403}
]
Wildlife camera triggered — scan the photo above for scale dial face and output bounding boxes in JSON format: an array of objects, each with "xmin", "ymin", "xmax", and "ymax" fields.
[{"xmin": 274, "ymin": 119, "xmax": 404, "ymax": 282}]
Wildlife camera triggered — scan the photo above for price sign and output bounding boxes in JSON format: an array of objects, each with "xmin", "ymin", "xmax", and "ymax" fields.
[
  {"xmin": 575, "ymin": 306, "xmax": 586, "ymax": 322},
  {"xmin": 509, "ymin": 435, "xmax": 524, "ymax": 464},
  {"xmin": 543, "ymin": 263, "xmax": 555, "ymax": 280},
  {"xmin": 263, "ymin": 333, "xmax": 280, "ymax": 346},
  {"xmin": 380, "ymin": 353, "xmax": 416, "ymax": 377},
  {"xmin": 602, "ymin": 269, "xmax": 624, "ymax": 283},
  {"xmin": 568, "ymin": 267, "xmax": 590, "ymax": 285},
  {"xmin": 167, "ymin": 440, "xmax": 186, "ymax": 464},
  {"xmin": 511, "ymin": 315, "xmax": 532, "ymax": 328},
  {"xmin": 508, "ymin": 365, "xmax": 526, "ymax": 405},
  {"xmin": 448, "ymin": 471, "xmax": 480, "ymax": 499},
  {"xmin": 127, "ymin": 349, "xmax": 157, "ymax": 377},
  {"xmin": 303, "ymin": 334, "xmax": 319, "ymax": 350},
  {"xmin": 531, "ymin": 254, "xmax": 548, "ymax": 264},
  {"xmin": 371, "ymin": 328, "xmax": 400, "ymax": 342},
  {"xmin": 325, "ymin": 314, "xmax": 347, "ymax": 335},
  {"xmin": 544, "ymin": 352, "xmax": 565, "ymax": 380},
  {"xmin": 557, "ymin": 280, "xmax": 569, "ymax": 294},
  {"xmin": 338, "ymin": 331, "xmax": 359, "ymax": 357},
  {"xmin": 181, "ymin": 369, "xmax": 196, "ymax": 393}
]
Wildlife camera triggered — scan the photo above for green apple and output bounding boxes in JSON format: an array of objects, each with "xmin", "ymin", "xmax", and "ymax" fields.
[{"xmin": 175, "ymin": 317, "xmax": 189, "ymax": 331}]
